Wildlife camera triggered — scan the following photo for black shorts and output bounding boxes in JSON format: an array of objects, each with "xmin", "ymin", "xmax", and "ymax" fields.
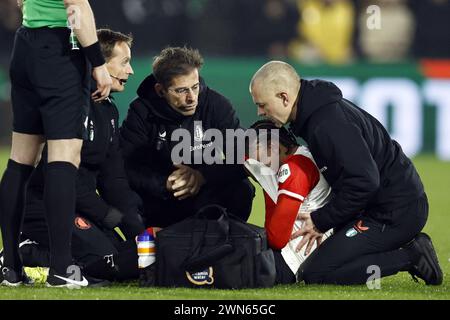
[{"xmin": 10, "ymin": 26, "xmax": 90, "ymax": 140}]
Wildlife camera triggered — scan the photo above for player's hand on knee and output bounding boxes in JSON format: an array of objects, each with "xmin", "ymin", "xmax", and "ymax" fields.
[
  {"xmin": 294, "ymin": 233, "xmax": 310, "ymax": 254},
  {"xmin": 92, "ymin": 64, "xmax": 113, "ymax": 102},
  {"xmin": 293, "ymin": 212, "xmax": 323, "ymax": 255},
  {"xmin": 305, "ymin": 234, "xmax": 323, "ymax": 256},
  {"xmin": 294, "ymin": 232, "xmax": 322, "ymax": 256}
]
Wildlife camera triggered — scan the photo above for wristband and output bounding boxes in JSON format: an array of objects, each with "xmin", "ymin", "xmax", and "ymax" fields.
[{"xmin": 82, "ymin": 41, "xmax": 105, "ymax": 68}]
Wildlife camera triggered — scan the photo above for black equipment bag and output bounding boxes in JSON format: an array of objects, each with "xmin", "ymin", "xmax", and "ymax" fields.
[{"xmin": 155, "ymin": 204, "xmax": 276, "ymax": 289}]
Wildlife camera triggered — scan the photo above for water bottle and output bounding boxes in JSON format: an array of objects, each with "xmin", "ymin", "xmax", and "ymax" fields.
[{"xmin": 137, "ymin": 229, "xmax": 155, "ymax": 269}]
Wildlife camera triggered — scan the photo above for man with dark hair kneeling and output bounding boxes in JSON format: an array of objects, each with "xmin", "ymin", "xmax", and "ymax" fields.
[
  {"xmin": 120, "ymin": 46, "xmax": 255, "ymax": 228},
  {"xmin": 0, "ymin": 29, "xmax": 144, "ymax": 286}
]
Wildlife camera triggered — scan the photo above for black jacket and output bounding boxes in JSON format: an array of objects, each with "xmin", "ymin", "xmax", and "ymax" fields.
[
  {"xmin": 290, "ymin": 79, "xmax": 424, "ymax": 232},
  {"xmin": 25, "ymin": 95, "xmax": 144, "ymax": 238},
  {"xmin": 120, "ymin": 75, "xmax": 246, "ymax": 201}
]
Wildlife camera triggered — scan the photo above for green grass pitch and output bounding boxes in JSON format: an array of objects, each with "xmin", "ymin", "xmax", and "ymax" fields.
[{"xmin": 0, "ymin": 148, "xmax": 448, "ymax": 299}]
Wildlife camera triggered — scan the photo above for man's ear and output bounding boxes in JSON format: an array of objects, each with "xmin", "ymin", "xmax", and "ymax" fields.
[
  {"xmin": 154, "ymin": 83, "xmax": 164, "ymax": 97},
  {"xmin": 278, "ymin": 92, "xmax": 289, "ymax": 106}
]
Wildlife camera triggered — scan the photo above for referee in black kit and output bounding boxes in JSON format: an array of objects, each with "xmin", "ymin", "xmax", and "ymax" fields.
[{"xmin": 0, "ymin": 0, "xmax": 111, "ymax": 288}]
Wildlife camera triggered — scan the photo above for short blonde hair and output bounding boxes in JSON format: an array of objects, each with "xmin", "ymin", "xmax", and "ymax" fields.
[{"xmin": 250, "ymin": 61, "xmax": 300, "ymax": 93}]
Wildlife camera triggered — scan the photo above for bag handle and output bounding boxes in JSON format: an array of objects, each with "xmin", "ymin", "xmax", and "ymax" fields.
[
  {"xmin": 195, "ymin": 204, "xmax": 227, "ymax": 219},
  {"xmin": 183, "ymin": 205, "xmax": 234, "ymax": 272}
]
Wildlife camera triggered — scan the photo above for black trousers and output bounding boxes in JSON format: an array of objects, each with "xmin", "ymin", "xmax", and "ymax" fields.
[
  {"xmin": 143, "ymin": 178, "xmax": 255, "ymax": 228},
  {"xmin": 21, "ymin": 215, "xmax": 121, "ymax": 267},
  {"xmin": 297, "ymin": 194, "xmax": 428, "ymax": 285},
  {"xmin": 20, "ymin": 216, "xmax": 139, "ymax": 281}
]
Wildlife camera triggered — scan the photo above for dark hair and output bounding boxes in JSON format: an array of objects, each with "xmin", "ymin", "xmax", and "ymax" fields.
[
  {"xmin": 97, "ymin": 28, "xmax": 133, "ymax": 61},
  {"xmin": 152, "ymin": 46, "xmax": 204, "ymax": 88},
  {"xmin": 249, "ymin": 120, "xmax": 298, "ymax": 149}
]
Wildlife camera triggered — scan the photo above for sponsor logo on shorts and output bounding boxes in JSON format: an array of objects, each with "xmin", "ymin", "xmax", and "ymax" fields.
[
  {"xmin": 185, "ymin": 267, "xmax": 214, "ymax": 286},
  {"xmin": 74, "ymin": 217, "xmax": 91, "ymax": 230}
]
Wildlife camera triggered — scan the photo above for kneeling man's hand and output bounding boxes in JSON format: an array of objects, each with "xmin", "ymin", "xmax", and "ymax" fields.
[
  {"xmin": 167, "ymin": 164, "xmax": 206, "ymax": 200},
  {"xmin": 291, "ymin": 212, "xmax": 323, "ymax": 256}
]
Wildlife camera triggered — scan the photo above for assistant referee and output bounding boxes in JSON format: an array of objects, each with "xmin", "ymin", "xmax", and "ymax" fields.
[{"xmin": 0, "ymin": 0, "xmax": 111, "ymax": 288}]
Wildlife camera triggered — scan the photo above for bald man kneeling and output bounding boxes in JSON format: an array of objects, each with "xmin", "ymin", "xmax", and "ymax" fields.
[{"xmin": 247, "ymin": 61, "xmax": 442, "ymax": 286}]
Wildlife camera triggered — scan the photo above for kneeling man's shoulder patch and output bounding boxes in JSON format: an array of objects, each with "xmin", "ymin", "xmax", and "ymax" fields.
[{"xmin": 277, "ymin": 163, "xmax": 291, "ymax": 183}]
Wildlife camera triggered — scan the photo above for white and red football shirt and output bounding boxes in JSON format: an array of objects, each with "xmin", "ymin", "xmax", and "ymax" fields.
[{"xmin": 245, "ymin": 146, "xmax": 333, "ymax": 274}]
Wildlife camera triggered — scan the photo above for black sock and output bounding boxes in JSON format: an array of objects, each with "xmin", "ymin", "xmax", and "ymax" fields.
[
  {"xmin": 44, "ymin": 161, "xmax": 77, "ymax": 275},
  {"xmin": 0, "ymin": 159, "xmax": 34, "ymax": 270}
]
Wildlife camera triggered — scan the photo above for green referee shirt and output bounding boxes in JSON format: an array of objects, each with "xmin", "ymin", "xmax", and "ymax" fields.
[{"xmin": 22, "ymin": 0, "xmax": 67, "ymax": 28}]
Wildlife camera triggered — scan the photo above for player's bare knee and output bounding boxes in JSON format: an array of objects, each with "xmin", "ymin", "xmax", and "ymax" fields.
[
  {"xmin": 10, "ymin": 133, "xmax": 45, "ymax": 166},
  {"xmin": 10, "ymin": 146, "xmax": 40, "ymax": 166},
  {"xmin": 47, "ymin": 139, "xmax": 83, "ymax": 167}
]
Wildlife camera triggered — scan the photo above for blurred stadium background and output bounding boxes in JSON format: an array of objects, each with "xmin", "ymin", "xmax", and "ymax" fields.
[
  {"xmin": 1, "ymin": 0, "xmax": 450, "ymax": 160},
  {"xmin": 0, "ymin": 0, "xmax": 449, "ymax": 298}
]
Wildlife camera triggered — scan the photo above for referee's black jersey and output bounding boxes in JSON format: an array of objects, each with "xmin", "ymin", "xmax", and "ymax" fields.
[{"xmin": 289, "ymin": 79, "xmax": 425, "ymax": 233}]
